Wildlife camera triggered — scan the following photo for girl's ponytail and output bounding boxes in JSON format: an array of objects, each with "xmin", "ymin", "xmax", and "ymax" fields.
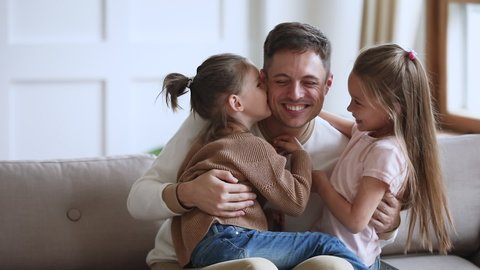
[{"xmin": 161, "ymin": 73, "xmax": 192, "ymax": 111}]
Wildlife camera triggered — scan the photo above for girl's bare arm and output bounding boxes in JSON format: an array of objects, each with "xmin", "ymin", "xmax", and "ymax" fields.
[{"xmin": 319, "ymin": 111, "xmax": 354, "ymax": 138}]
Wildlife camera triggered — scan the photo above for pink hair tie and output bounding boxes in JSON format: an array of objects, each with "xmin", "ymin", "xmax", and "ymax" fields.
[{"xmin": 408, "ymin": 50, "xmax": 417, "ymax": 61}]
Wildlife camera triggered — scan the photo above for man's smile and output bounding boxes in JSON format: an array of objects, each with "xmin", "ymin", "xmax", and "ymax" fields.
[{"xmin": 285, "ymin": 104, "xmax": 308, "ymax": 111}]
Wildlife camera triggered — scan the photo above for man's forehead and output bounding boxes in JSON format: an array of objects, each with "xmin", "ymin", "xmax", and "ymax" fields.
[{"xmin": 266, "ymin": 51, "xmax": 326, "ymax": 79}]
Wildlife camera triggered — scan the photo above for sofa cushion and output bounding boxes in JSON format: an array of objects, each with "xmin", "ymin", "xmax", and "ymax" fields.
[
  {"xmin": 0, "ymin": 154, "xmax": 159, "ymax": 270},
  {"xmin": 383, "ymin": 254, "xmax": 479, "ymax": 270},
  {"xmin": 382, "ymin": 134, "xmax": 480, "ymax": 258}
]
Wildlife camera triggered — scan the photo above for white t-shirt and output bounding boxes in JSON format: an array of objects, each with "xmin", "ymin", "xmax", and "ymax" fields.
[
  {"xmin": 127, "ymin": 113, "xmax": 397, "ymax": 265},
  {"xmin": 312, "ymin": 126, "xmax": 407, "ymax": 266}
]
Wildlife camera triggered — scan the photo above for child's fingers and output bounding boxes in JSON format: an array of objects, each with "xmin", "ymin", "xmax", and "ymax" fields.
[{"xmin": 273, "ymin": 134, "xmax": 297, "ymax": 143}]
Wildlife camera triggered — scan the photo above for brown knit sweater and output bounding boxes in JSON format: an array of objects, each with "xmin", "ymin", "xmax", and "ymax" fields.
[{"xmin": 171, "ymin": 132, "xmax": 312, "ymax": 266}]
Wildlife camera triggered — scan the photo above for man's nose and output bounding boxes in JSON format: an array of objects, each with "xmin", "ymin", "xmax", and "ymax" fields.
[{"xmin": 287, "ymin": 82, "xmax": 304, "ymax": 100}]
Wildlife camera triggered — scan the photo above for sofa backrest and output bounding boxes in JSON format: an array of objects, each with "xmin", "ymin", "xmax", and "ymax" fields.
[
  {"xmin": 382, "ymin": 134, "xmax": 480, "ymax": 256},
  {"xmin": 0, "ymin": 154, "xmax": 159, "ymax": 270},
  {"xmin": 2, "ymin": 135, "xmax": 479, "ymax": 268}
]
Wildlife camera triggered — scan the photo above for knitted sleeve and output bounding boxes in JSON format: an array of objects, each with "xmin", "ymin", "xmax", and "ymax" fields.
[
  {"xmin": 177, "ymin": 133, "xmax": 312, "ymax": 216},
  {"xmin": 234, "ymin": 136, "xmax": 312, "ymax": 216}
]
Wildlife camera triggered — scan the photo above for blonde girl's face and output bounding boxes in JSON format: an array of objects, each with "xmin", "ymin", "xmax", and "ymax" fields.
[
  {"xmin": 239, "ymin": 66, "xmax": 272, "ymax": 123},
  {"xmin": 347, "ymin": 72, "xmax": 393, "ymax": 138}
]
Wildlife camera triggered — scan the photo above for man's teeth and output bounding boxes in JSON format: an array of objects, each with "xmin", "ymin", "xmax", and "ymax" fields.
[{"xmin": 285, "ymin": 104, "xmax": 305, "ymax": 111}]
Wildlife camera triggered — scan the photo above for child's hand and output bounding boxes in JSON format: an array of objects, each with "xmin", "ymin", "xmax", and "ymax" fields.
[{"xmin": 272, "ymin": 135, "xmax": 303, "ymax": 154}]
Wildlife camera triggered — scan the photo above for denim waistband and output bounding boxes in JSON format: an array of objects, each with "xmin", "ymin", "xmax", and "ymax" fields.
[{"xmin": 209, "ymin": 223, "xmax": 249, "ymax": 235}]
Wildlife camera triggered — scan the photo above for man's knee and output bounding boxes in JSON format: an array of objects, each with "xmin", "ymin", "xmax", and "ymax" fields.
[
  {"xmin": 194, "ymin": 257, "xmax": 277, "ymax": 270},
  {"xmin": 152, "ymin": 258, "xmax": 278, "ymax": 270},
  {"xmin": 241, "ymin": 257, "xmax": 278, "ymax": 270},
  {"xmin": 293, "ymin": 255, "xmax": 354, "ymax": 270}
]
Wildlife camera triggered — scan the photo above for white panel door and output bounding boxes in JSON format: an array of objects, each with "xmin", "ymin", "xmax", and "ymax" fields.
[{"xmin": 0, "ymin": 0, "xmax": 250, "ymax": 160}]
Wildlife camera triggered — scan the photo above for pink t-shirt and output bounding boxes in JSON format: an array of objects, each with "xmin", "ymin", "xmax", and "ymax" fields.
[{"xmin": 313, "ymin": 125, "xmax": 407, "ymax": 266}]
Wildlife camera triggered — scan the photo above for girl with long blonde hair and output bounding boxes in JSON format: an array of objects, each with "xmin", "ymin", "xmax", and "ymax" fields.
[{"xmin": 314, "ymin": 43, "xmax": 454, "ymax": 269}]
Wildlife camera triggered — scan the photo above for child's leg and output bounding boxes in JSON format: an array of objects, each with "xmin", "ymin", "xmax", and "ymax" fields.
[
  {"xmin": 242, "ymin": 229, "xmax": 367, "ymax": 270},
  {"xmin": 191, "ymin": 224, "xmax": 367, "ymax": 270}
]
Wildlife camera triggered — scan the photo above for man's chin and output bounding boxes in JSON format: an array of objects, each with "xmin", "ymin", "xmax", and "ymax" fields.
[
  {"xmin": 265, "ymin": 112, "xmax": 311, "ymax": 128},
  {"xmin": 279, "ymin": 117, "xmax": 311, "ymax": 129}
]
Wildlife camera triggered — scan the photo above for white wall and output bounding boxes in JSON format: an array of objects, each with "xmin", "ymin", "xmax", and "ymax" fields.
[
  {"xmin": 0, "ymin": 0, "xmax": 251, "ymax": 160},
  {"xmin": 4, "ymin": 0, "xmax": 420, "ymax": 160}
]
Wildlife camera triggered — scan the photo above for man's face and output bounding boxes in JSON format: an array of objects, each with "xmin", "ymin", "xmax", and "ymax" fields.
[{"xmin": 263, "ymin": 50, "xmax": 331, "ymax": 129}]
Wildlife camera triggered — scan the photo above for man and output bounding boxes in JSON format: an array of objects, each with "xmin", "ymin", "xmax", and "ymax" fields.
[{"xmin": 128, "ymin": 22, "xmax": 400, "ymax": 270}]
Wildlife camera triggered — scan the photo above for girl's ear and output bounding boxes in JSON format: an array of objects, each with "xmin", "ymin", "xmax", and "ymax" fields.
[{"xmin": 227, "ymin": 94, "xmax": 244, "ymax": 112}]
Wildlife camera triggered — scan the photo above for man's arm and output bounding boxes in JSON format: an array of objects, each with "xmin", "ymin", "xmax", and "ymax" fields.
[
  {"xmin": 127, "ymin": 113, "xmax": 205, "ymax": 220},
  {"xmin": 127, "ymin": 113, "xmax": 256, "ymax": 220}
]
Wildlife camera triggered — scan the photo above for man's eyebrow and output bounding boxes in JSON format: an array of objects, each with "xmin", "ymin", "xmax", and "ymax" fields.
[
  {"xmin": 271, "ymin": 73, "xmax": 289, "ymax": 78},
  {"xmin": 270, "ymin": 74, "xmax": 321, "ymax": 81},
  {"xmin": 302, "ymin": 75, "xmax": 320, "ymax": 80}
]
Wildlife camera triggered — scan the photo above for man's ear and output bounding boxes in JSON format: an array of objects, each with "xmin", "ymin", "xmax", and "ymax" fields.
[
  {"xmin": 325, "ymin": 72, "xmax": 333, "ymax": 95},
  {"xmin": 260, "ymin": 69, "xmax": 267, "ymax": 83},
  {"xmin": 227, "ymin": 94, "xmax": 244, "ymax": 112}
]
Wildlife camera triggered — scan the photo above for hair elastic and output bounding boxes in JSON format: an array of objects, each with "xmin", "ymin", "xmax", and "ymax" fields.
[
  {"xmin": 186, "ymin": 77, "xmax": 194, "ymax": 88},
  {"xmin": 408, "ymin": 50, "xmax": 417, "ymax": 61}
]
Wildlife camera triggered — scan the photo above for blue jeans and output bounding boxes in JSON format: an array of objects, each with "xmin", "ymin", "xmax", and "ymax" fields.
[{"xmin": 190, "ymin": 223, "xmax": 368, "ymax": 270}]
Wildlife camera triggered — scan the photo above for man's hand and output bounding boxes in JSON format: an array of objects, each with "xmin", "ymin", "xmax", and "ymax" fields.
[
  {"xmin": 370, "ymin": 192, "xmax": 401, "ymax": 234},
  {"xmin": 177, "ymin": 169, "xmax": 256, "ymax": 218}
]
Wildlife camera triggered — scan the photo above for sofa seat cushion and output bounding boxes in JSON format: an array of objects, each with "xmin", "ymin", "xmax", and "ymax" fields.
[{"xmin": 383, "ymin": 254, "xmax": 480, "ymax": 270}]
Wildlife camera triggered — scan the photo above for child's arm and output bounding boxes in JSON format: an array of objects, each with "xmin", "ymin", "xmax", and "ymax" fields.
[
  {"xmin": 319, "ymin": 111, "xmax": 354, "ymax": 138},
  {"xmin": 312, "ymin": 170, "xmax": 389, "ymax": 233}
]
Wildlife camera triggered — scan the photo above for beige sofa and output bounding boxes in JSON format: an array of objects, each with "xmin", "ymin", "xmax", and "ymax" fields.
[{"xmin": 1, "ymin": 134, "xmax": 479, "ymax": 270}]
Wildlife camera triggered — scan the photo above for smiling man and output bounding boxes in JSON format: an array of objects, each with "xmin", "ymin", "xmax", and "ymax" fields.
[{"xmin": 127, "ymin": 22, "xmax": 401, "ymax": 270}]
